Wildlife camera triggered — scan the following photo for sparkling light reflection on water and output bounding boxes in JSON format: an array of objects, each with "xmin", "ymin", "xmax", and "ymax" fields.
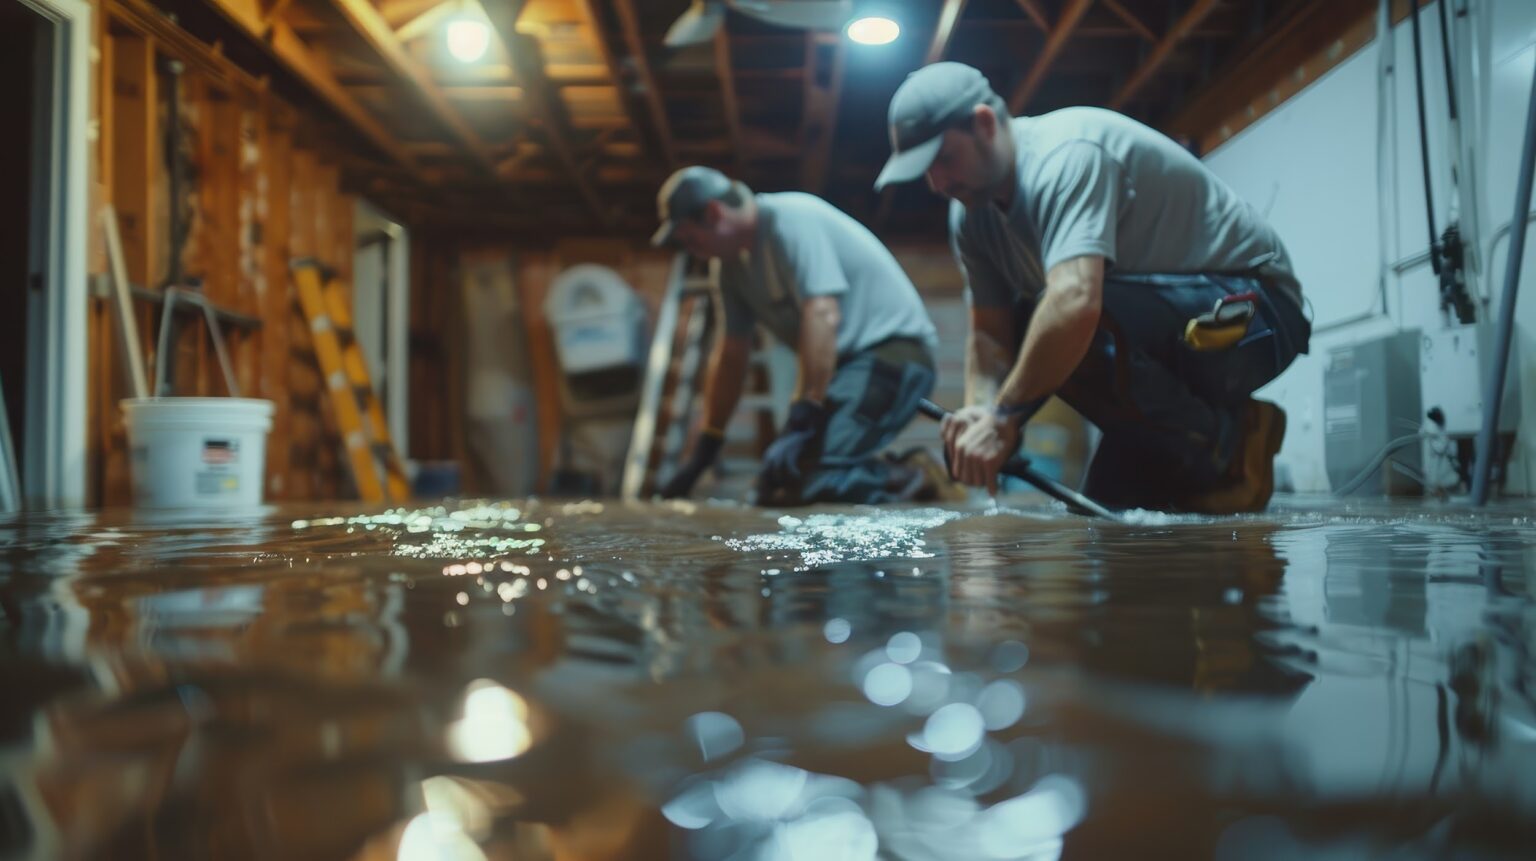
[{"xmin": 0, "ymin": 499, "xmax": 1533, "ymax": 858}]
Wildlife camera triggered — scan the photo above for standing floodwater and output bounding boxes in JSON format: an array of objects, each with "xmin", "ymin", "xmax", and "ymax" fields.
[{"xmin": 1, "ymin": 499, "xmax": 1533, "ymax": 858}]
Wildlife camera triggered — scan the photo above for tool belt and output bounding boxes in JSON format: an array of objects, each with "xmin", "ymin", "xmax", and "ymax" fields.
[{"xmin": 1182, "ymin": 291, "xmax": 1261, "ymax": 351}]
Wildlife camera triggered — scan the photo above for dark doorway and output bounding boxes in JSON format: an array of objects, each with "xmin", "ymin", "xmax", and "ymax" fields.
[{"xmin": 0, "ymin": 1, "xmax": 43, "ymax": 482}]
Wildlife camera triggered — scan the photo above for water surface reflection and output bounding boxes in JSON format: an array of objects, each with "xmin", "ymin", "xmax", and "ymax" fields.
[{"xmin": 1, "ymin": 500, "xmax": 1533, "ymax": 858}]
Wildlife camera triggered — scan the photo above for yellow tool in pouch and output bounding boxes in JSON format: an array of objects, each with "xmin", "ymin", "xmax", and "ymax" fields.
[{"xmin": 1183, "ymin": 292, "xmax": 1259, "ymax": 351}]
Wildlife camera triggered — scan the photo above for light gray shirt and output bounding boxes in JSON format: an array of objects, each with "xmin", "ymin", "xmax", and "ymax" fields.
[
  {"xmin": 951, "ymin": 108, "xmax": 1303, "ymax": 308},
  {"xmin": 715, "ymin": 192, "xmax": 938, "ymax": 356}
]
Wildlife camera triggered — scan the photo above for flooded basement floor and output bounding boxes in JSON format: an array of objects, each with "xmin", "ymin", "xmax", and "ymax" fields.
[{"xmin": 0, "ymin": 497, "xmax": 1534, "ymax": 859}]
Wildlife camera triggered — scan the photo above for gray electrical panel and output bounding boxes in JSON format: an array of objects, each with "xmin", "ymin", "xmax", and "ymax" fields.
[{"xmin": 1324, "ymin": 331, "xmax": 1423, "ymax": 495}]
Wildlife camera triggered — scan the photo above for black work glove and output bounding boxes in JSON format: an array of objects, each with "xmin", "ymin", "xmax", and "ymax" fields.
[
  {"xmin": 658, "ymin": 430, "xmax": 725, "ymax": 499},
  {"xmin": 759, "ymin": 399, "xmax": 829, "ymax": 492}
]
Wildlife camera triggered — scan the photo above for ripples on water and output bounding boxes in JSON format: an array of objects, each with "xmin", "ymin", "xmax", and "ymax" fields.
[{"xmin": 0, "ymin": 498, "xmax": 1533, "ymax": 859}]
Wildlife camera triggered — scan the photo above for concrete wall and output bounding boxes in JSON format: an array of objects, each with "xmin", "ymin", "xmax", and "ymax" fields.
[{"xmin": 1203, "ymin": 0, "xmax": 1536, "ymax": 494}]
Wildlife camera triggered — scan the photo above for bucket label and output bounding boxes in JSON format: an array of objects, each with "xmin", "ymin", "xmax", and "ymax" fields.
[
  {"xmin": 202, "ymin": 439, "xmax": 239, "ymax": 465},
  {"xmin": 197, "ymin": 438, "xmax": 240, "ymax": 496}
]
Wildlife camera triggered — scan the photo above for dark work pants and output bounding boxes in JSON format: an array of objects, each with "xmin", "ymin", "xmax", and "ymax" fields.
[
  {"xmin": 761, "ymin": 340, "xmax": 935, "ymax": 505},
  {"xmin": 1018, "ymin": 272, "xmax": 1310, "ymax": 510}
]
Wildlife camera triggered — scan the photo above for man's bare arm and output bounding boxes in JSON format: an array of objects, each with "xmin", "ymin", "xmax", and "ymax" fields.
[
  {"xmin": 701, "ymin": 334, "xmax": 753, "ymax": 432},
  {"xmin": 796, "ymin": 296, "xmax": 842, "ymax": 403},
  {"xmin": 995, "ymin": 255, "xmax": 1104, "ymax": 409}
]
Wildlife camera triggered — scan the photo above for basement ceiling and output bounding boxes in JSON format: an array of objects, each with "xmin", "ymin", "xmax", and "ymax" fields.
[{"xmin": 157, "ymin": 0, "xmax": 1359, "ymax": 237}]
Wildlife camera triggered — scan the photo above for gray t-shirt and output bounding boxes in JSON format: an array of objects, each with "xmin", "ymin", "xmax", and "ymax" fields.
[
  {"xmin": 951, "ymin": 108, "xmax": 1303, "ymax": 308},
  {"xmin": 715, "ymin": 192, "xmax": 938, "ymax": 356}
]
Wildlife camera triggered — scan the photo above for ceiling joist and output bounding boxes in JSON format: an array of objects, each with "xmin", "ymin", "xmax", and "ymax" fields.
[
  {"xmin": 927, "ymin": 0, "xmax": 970, "ymax": 64},
  {"xmin": 1009, "ymin": 0, "xmax": 1094, "ymax": 115},
  {"xmin": 327, "ymin": 0, "xmax": 498, "ymax": 173},
  {"xmin": 1110, "ymin": 0, "xmax": 1222, "ymax": 110},
  {"xmin": 201, "ymin": 0, "xmax": 420, "ymax": 174},
  {"xmin": 615, "ymin": 0, "xmax": 678, "ymax": 171}
]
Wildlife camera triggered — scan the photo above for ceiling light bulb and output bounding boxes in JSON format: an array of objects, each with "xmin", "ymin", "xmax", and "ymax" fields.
[
  {"xmin": 847, "ymin": 16, "xmax": 899, "ymax": 46},
  {"xmin": 446, "ymin": 18, "xmax": 491, "ymax": 63}
]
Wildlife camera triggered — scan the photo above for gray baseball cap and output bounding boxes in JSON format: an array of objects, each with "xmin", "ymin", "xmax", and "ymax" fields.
[
  {"xmin": 651, "ymin": 165, "xmax": 735, "ymax": 246},
  {"xmin": 874, "ymin": 62, "xmax": 999, "ymax": 191}
]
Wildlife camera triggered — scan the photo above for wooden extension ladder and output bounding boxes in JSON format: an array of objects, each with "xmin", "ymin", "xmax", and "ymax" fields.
[
  {"xmin": 290, "ymin": 259, "xmax": 410, "ymax": 503},
  {"xmin": 621, "ymin": 253, "xmax": 791, "ymax": 500}
]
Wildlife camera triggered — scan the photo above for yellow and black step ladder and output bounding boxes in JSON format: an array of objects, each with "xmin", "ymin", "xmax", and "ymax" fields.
[{"xmin": 290, "ymin": 259, "xmax": 410, "ymax": 503}]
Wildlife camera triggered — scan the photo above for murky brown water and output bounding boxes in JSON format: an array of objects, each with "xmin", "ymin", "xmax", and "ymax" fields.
[{"xmin": 1, "ymin": 498, "xmax": 1534, "ymax": 859}]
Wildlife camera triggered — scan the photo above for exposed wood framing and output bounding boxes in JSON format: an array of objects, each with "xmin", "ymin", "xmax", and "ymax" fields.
[
  {"xmin": 261, "ymin": 0, "xmax": 297, "ymax": 33},
  {"xmin": 715, "ymin": 27, "xmax": 745, "ymax": 167},
  {"xmin": 800, "ymin": 33, "xmax": 846, "ymax": 194},
  {"xmin": 93, "ymin": 12, "xmax": 379, "ymax": 502},
  {"xmin": 260, "ymin": 108, "xmax": 294, "ymax": 498},
  {"xmin": 516, "ymin": 33, "xmax": 611, "ymax": 221},
  {"xmin": 614, "ymin": 0, "xmax": 678, "ymax": 171},
  {"xmin": 1109, "ymin": 0, "xmax": 1221, "ymax": 110},
  {"xmin": 382, "ymin": 0, "xmax": 448, "ymax": 29},
  {"xmin": 480, "ymin": 2, "xmax": 609, "ymax": 223},
  {"xmin": 927, "ymin": 0, "xmax": 970, "ymax": 64},
  {"xmin": 1102, "ymin": 0, "xmax": 1155, "ymax": 42},
  {"xmin": 109, "ymin": 0, "xmax": 238, "ymax": 84},
  {"xmin": 1168, "ymin": 0, "xmax": 1372, "ymax": 148},
  {"xmin": 577, "ymin": 0, "xmax": 666, "ymax": 174},
  {"xmin": 1009, "ymin": 0, "xmax": 1094, "ymax": 114},
  {"xmin": 196, "ymin": 0, "xmax": 420, "ymax": 173},
  {"xmin": 109, "ymin": 30, "xmax": 159, "ymax": 288},
  {"xmin": 1012, "ymin": 0, "xmax": 1049, "ymax": 31},
  {"xmin": 326, "ymin": 0, "xmax": 498, "ymax": 173},
  {"xmin": 393, "ymin": 0, "xmax": 458, "ymax": 43}
]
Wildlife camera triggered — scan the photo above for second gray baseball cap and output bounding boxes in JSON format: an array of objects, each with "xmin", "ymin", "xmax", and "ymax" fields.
[
  {"xmin": 651, "ymin": 166, "xmax": 736, "ymax": 246},
  {"xmin": 874, "ymin": 62, "xmax": 999, "ymax": 191}
]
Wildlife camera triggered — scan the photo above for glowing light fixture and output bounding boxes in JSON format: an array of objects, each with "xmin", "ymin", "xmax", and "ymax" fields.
[
  {"xmin": 446, "ymin": 17, "xmax": 491, "ymax": 64},
  {"xmin": 846, "ymin": 16, "xmax": 899, "ymax": 46}
]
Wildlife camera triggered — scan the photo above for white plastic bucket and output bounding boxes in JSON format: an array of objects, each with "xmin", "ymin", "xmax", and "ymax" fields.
[{"xmin": 121, "ymin": 398, "xmax": 275, "ymax": 508}]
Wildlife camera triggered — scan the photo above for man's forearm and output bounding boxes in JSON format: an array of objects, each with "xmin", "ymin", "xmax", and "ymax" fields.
[
  {"xmin": 964, "ymin": 328, "xmax": 1010, "ymax": 407},
  {"xmin": 796, "ymin": 297, "xmax": 841, "ymax": 403},
  {"xmin": 997, "ymin": 257, "xmax": 1103, "ymax": 408},
  {"xmin": 964, "ymin": 305, "xmax": 1016, "ymax": 407},
  {"xmin": 702, "ymin": 335, "xmax": 751, "ymax": 432}
]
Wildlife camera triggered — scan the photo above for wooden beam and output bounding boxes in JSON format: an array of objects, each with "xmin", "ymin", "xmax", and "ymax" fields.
[
  {"xmin": 477, "ymin": 0, "xmax": 601, "ymax": 213},
  {"xmin": 927, "ymin": 0, "xmax": 970, "ymax": 64},
  {"xmin": 381, "ymin": 0, "xmax": 449, "ymax": 29},
  {"xmin": 195, "ymin": 0, "xmax": 419, "ymax": 174},
  {"xmin": 1012, "ymin": 0, "xmax": 1049, "ymax": 31},
  {"xmin": 1008, "ymin": 0, "xmax": 1093, "ymax": 114},
  {"xmin": 715, "ymin": 27, "xmax": 744, "ymax": 168},
  {"xmin": 108, "ymin": 0, "xmax": 242, "ymax": 85},
  {"xmin": 1167, "ymin": 0, "xmax": 1373, "ymax": 148},
  {"xmin": 326, "ymin": 0, "xmax": 497, "ymax": 174},
  {"xmin": 615, "ymin": 0, "xmax": 678, "ymax": 170},
  {"xmin": 261, "ymin": 0, "xmax": 296, "ymax": 33},
  {"xmin": 801, "ymin": 33, "xmax": 846, "ymax": 194},
  {"xmin": 1108, "ymin": 0, "xmax": 1220, "ymax": 110},
  {"xmin": 109, "ymin": 29, "xmax": 159, "ymax": 287},
  {"xmin": 578, "ymin": 0, "xmax": 672, "ymax": 173},
  {"xmin": 480, "ymin": 2, "xmax": 610, "ymax": 224},
  {"xmin": 394, "ymin": 2, "xmax": 459, "ymax": 43},
  {"xmin": 1101, "ymin": 0, "xmax": 1155, "ymax": 42}
]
